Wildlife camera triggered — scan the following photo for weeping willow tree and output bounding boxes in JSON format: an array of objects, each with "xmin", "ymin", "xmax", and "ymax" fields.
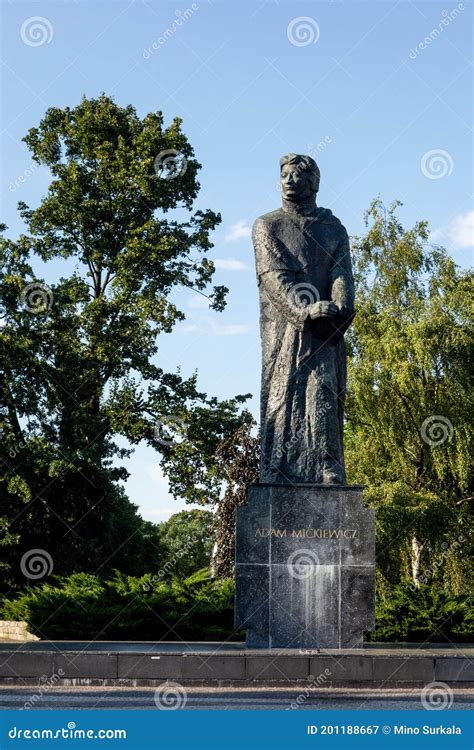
[
  {"xmin": 212, "ymin": 421, "xmax": 259, "ymax": 578},
  {"xmin": 345, "ymin": 199, "xmax": 472, "ymax": 594}
]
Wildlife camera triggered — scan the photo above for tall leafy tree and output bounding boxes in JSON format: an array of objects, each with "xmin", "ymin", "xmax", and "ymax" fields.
[
  {"xmin": 159, "ymin": 509, "xmax": 215, "ymax": 579},
  {"xmin": 0, "ymin": 96, "xmax": 250, "ymax": 586},
  {"xmin": 345, "ymin": 199, "xmax": 473, "ymax": 592}
]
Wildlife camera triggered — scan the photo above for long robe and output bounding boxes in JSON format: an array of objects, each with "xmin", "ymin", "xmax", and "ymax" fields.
[{"xmin": 252, "ymin": 204, "xmax": 355, "ymax": 484}]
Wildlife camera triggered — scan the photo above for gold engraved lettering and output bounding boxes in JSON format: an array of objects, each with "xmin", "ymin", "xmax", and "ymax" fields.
[{"xmin": 255, "ymin": 527, "xmax": 359, "ymax": 539}]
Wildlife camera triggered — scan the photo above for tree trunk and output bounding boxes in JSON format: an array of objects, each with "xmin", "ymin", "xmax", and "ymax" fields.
[{"xmin": 411, "ymin": 536, "xmax": 424, "ymax": 587}]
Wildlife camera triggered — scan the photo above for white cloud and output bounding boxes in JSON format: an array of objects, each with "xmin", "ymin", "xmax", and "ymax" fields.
[
  {"xmin": 181, "ymin": 320, "xmax": 252, "ymax": 336},
  {"xmin": 144, "ymin": 464, "xmax": 203, "ymax": 522},
  {"xmin": 432, "ymin": 210, "xmax": 474, "ymax": 249},
  {"xmin": 180, "ymin": 323, "xmax": 202, "ymax": 334},
  {"xmin": 186, "ymin": 296, "xmax": 210, "ymax": 309},
  {"xmin": 450, "ymin": 210, "xmax": 474, "ymax": 248},
  {"xmin": 146, "ymin": 463, "xmax": 170, "ymax": 492},
  {"xmin": 215, "ymin": 323, "xmax": 252, "ymax": 336},
  {"xmin": 225, "ymin": 219, "xmax": 251, "ymax": 242},
  {"xmin": 213, "ymin": 258, "xmax": 249, "ymax": 271}
]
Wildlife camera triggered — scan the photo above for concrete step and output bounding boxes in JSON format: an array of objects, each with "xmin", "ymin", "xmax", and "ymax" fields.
[{"xmin": 0, "ymin": 645, "xmax": 472, "ymax": 686}]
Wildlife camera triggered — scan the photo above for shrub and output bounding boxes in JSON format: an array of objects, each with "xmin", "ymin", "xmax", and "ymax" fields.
[
  {"xmin": 1, "ymin": 570, "xmax": 239, "ymax": 641},
  {"xmin": 368, "ymin": 583, "xmax": 473, "ymax": 642}
]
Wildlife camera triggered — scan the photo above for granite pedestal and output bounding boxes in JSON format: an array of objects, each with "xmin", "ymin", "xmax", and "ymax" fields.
[{"xmin": 235, "ymin": 484, "xmax": 375, "ymax": 649}]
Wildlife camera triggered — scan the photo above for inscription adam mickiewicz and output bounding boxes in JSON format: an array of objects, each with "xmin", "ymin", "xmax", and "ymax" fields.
[{"xmin": 255, "ymin": 527, "xmax": 358, "ymax": 539}]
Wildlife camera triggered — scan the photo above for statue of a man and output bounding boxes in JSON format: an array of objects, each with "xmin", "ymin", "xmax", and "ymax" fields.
[{"xmin": 252, "ymin": 154, "xmax": 355, "ymax": 485}]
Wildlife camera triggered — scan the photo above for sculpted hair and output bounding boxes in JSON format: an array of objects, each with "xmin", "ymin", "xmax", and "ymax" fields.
[{"xmin": 280, "ymin": 153, "xmax": 320, "ymax": 193}]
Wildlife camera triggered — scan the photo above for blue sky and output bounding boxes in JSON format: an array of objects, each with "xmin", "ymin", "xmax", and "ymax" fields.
[{"xmin": 1, "ymin": 0, "xmax": 473, "ymax": 523}]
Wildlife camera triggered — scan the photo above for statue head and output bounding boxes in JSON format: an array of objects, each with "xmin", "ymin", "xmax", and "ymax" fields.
[{"xmin": 280, "ymin": 153, "xmax": 320, "ymax": 205}]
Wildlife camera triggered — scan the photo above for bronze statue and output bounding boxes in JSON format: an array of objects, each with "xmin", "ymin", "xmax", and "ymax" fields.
[{"xmin": 252, "ymin": 154, "xmax": 355, "ymax": 484}]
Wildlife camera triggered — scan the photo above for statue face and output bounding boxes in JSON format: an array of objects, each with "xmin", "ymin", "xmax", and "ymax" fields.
[{"xmin": 280, "ymin": 163, "xmax": 314, "ymax": 203}]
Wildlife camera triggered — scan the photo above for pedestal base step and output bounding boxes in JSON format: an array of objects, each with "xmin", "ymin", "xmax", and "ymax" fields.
[{"xmin": 0, "ymin": 647, "xmax": 473, "ymax": 686}]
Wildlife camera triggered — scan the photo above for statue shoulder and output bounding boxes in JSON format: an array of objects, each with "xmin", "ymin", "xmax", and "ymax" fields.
[
  {"xmin": 317, "ymin": 208, "xmax": 349, "ymax": 238},
  {"xmin": 253, "ymin": 209, "xmax": 284, "ymax": 233},
  {"xmin": 317, "ymin": 207, "xmax": 340, "ymax": 224},
  {"xmin": 252, "ymin": 210, "xmax": 293, "ymax": 272}
]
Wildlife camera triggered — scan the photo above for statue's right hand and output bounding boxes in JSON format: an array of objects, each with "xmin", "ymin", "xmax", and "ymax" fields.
[{"xmin": 309, "ymin": 301, "xmax": 338, "ymax": 319}]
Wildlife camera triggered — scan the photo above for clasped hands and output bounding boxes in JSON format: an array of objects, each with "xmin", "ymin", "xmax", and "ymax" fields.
[{"xmin": 309, "ymin": 300, "xmax": 339, "ymax": 319}]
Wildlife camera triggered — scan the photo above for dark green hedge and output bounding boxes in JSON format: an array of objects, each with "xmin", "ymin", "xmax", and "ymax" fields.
[
  {"xmin": 1, "ymin": 570, "xmax": 239, "ymax": 641},
  {"xmin": 368, "ymin": 583, "xmax": 473, "ymax": 642}
]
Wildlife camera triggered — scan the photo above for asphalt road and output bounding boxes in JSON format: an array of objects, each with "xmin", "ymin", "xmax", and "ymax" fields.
[{"xmin": 1, "ymin": 687, "xmax": 473, "ymax": 711}]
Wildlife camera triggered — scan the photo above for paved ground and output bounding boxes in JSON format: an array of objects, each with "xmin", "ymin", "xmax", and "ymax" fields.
[
  {"xmin": 1, "ymin": 640, "xmax": 472, "ymax": 654},
  {"xmin": 1, "ymin": 687, "xmax": 473, "ymax": 710}
]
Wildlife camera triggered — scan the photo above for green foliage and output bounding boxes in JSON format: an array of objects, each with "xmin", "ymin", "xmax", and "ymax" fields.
[
  {"xmin": 346, "ymin": 199, "xmax": 473, "ymax": 591},
  {"xmin": 0, "ymin": 95, "xmax": 251, "ymax": 586},
  {"xmin": 159, "ymin": 398, "xmax": 253, "ymax": 506},
  {"xmin": 213, "ymin": 421, "xmax": 259, "ymax": 578},
  {"xmin": 1, "ymin": 571, "xmax": 238, "ymax": 641},
  {"xmin": 159, "ymin": 509, "xmax": 215, "ymax": 578},
  {"xmin": 368, "ymin": 582, "xmax": 473, "ymax": 642}
]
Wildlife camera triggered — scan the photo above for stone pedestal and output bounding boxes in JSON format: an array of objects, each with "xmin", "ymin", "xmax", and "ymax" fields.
[{"xmin": 235, "ymin": 484, "xmax": 375, "ymax": 649}]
